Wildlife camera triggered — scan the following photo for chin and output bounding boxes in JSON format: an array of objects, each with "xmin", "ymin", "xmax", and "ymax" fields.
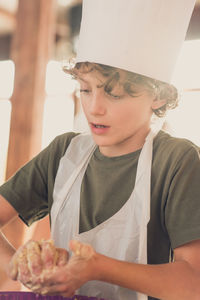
[{"xmin": 92, "ymin": 135, "xmax": 113, "ymax": 147}]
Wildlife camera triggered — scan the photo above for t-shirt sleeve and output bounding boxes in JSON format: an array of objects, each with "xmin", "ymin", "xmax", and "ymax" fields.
[
  {"xmin": 0, "ymin": 142, "xmax": 54, "ymax": 225},
  {"xmin": 165, "ymin": 145, "xmax": 200, "ymax": 249},
  {"xmin": 0, "ymin": 132, "xmax": 78, "ymax": 226}
]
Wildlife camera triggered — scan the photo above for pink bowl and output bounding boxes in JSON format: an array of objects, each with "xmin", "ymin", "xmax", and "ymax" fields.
[{"xmin": 0, "ymin": 292, "xmax": 108, "ymax": 300}]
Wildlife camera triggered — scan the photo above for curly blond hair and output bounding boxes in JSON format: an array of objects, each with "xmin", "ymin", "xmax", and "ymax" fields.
[{"xmin": 64, "ymin": 61, "xmax": 179, "ymax": 117}]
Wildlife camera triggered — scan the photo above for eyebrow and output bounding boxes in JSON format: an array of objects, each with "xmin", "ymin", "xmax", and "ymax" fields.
[
  {"xmin": 77, "ymin": 76, "xmax": 105, "ymax": 88},
  {"xmin": 78, "ymin": 76, "xmax": 88, "ymax": 83}
]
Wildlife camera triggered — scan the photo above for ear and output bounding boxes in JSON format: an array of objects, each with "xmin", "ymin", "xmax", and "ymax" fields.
[{"xmin": 151, "ymin": 98, "xmax": 167, "ymax": 110}]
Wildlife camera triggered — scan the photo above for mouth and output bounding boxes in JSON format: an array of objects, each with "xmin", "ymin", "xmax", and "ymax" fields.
[
  {"xmin": 92, "ymin": 123, "xmax": 108, "ymax": 128},
  {"xmin": 90, "ymin": 123, "xmax": 110, "ymax": 134},
  {"xmin": 91, "ymin": 122, "xmax": 110, "ymax": 127}
]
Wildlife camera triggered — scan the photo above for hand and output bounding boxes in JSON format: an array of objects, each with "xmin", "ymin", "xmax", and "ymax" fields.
[
  {"xmin": 7, "ymin": 239, "xmax": 69, "ymax": 291},
  {"xmin": 33, "ymin": 240, "xmax": 98, "ymax": 297}
]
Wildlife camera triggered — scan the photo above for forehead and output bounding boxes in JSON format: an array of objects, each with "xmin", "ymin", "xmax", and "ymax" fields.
[
  {"xmin": 77, "ymin": 70, "xmax": 105, "ymax": 86},
  {"xmin": 77, "ymin": 68, "xmax": 126, "ymax": 86}
]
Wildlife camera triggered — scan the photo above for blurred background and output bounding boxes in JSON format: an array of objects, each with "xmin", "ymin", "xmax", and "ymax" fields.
[{"xmin": 0, "ymin": 0, "xmax": 199, "ymax": 289}]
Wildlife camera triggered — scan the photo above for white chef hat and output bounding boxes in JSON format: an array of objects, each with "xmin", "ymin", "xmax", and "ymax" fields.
[{"xmin": 76, "ymin": 0, "xmax": 196, "ymax": 83}]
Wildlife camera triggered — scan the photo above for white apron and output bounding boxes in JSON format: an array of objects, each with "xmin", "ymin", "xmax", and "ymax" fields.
[{"xmin": 51, "ymin": 129, "xmax": 158, "ymax": 300}]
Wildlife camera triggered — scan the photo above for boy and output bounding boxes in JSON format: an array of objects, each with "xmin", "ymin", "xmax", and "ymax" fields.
[{"xmin": 0, "ymin": 1, "xmax": 199, "ymax": 299}]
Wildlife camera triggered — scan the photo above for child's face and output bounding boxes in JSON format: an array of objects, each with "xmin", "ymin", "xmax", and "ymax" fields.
[{"xmin": 77, "ymin": 70, "xmax": 161, "ymax": 157}]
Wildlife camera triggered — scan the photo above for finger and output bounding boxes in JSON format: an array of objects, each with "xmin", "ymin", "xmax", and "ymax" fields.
[
  {"xmin": 40, "ymin": 239, "xmax": 57, "ymax": 269},
  {"xmin": 8, "ymin": 246, "xmax": 30, "ymax": 284},
  {"xmin": 56, "ymin": 248, "xmax": 69, "ymax": 266},
  {"xmin": 26, "ymin": 240, "xmax": 43, "ymax": 277},
  {"xmin": 69, "ymin": 240, "xmax": 81, "ymax": 256},
  {"xmin": 69, "ymin": 240, "xmax": 95, "ymax": 259},
  {"xmin": 35, "ymin": 282, "xmax": 76, "ymax": 298},
  {"xmin": 8, "ymin": 244, "xmax": 32, "ymax": 284},
  {"xmin": 7, "ymin": 251, "xmax": 19, "ymax": 280},
  {"xmin": 17, "ymin": 246, "xmax": 32, "ymax": 284},
  {"xmin": 42, "ymin": 265, "xmax": 65, "ymax": 284}
]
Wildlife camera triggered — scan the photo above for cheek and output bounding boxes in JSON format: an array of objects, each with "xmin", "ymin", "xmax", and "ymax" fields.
[
  {"xmin": 112, "ymin": 104, "xmax": 140, "ymax": 119},
  {"xmin": 113, "ymin": 102, "xmax": 152, "ymax": 125},
  {"xmin": 80, "ymin": 98, "xmax": 88, "ymax": 114}
]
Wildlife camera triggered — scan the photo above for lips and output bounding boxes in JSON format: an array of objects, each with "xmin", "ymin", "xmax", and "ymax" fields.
[
  {"xmin": 91, "ymin": 122, "xmax": 109, "ymax": 128},
  {"xmin": 90, "ymin": 123, "xmax": 110, "ymax": 134},
  {"xmin": 93, "ymin": 124, "xmax": 108, "ymax": 128}
]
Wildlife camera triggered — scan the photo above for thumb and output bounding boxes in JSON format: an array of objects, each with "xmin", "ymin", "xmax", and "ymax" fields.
[
  {"xmin": 69, "ymin": 240, "xmax": 95, "ymax": 259},
  {"xmin": 7, "ymin": 252, "xmax": 19, "ymax": 280},
  {"xmin": 69, "ymin": 240, "xmax": 81, "ymax": 256}
]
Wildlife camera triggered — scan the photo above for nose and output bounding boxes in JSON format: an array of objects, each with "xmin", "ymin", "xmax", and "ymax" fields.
[{"xmin": 89, "ymin": 90, "xmax": 106, "ymax": 116}]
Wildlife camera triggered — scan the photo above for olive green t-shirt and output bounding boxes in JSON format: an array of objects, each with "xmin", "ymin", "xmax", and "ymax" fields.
[{"xmin": 1, "ymin": 130, "xmax": 200, "ymax": 299}]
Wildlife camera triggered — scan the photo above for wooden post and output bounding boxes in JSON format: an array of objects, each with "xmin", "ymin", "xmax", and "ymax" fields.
[
  {"xmin": 2, "ymin": 0, "xmax": 55, "ymax": 251},
  {"xmin": 6, "ymin": 0, "xmax": 56, "ymax": 179}
]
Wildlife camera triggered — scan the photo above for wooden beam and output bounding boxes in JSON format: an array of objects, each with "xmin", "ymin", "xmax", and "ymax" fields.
[
  {"xmin": 6, "ymin": 0, "xmax": 56, "ymax": 179},
  {"xmin": 1, "ymin": 0, "xmax": 56, "ymax": 259}
]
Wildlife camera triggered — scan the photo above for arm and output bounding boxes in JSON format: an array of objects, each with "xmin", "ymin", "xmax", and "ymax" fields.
[
  {"xmin": 0, "ymin": 195, "xmax": 69, "ymax": 291},
  {"xmin": 35, "ymin": 240, "xmax": 200, "ymax": 300},
  {"xmin": 0, "ymin": 194, "xmax": 18, "ymax": 258},
  {"xmin": 95, "ymin": 240, "xmax": 200, "ymax": 300},
  {"xmin": 0, "ymin": 194, "xmax": 21, "ymax": 290}
]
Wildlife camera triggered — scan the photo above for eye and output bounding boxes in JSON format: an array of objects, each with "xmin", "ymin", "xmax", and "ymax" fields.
[
  {"xmin": 104, "ymin": 86, "xmax": 124, "ymax": 100},
  {"xmin": 80, "ymin": 89, "xmax": 91, "ymax": 94},
  {"xmin": 106, "ymin": 91, "xmax": 124, "ymax": 100},
  {"xmin": 109, "ymin": 93, "xmax": 122, "ymax": 99}
]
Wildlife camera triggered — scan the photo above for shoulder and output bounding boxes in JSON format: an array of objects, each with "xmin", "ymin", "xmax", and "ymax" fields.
[
  {"xmin": 50, "ymin": 132, "xmax": 80, "ymax": 149},
  {"xmin": 152, "ymin": 130, "xmax": 200, "ymax": 181},
  {"xmin": 20, "ymin": 132, "xmax": 82, "ymax": 178},
  {"xmin": 47, "ymin": 132, "xmax": 80, "ymax": 158},
  {"xmin": 153, "ymin": 130, "xmax": 199, "ymax": 163}
]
